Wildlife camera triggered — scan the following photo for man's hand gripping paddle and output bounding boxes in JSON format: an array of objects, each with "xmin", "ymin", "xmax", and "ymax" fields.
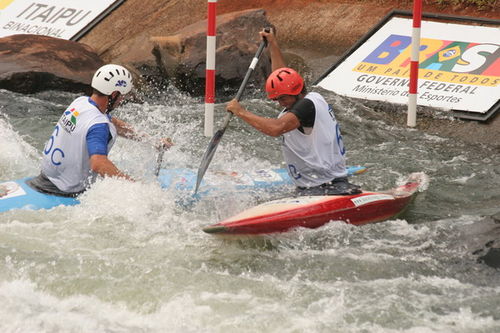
[{"xmin": 194, "ymin": 29, "xmax": 270, "ymax": 194}]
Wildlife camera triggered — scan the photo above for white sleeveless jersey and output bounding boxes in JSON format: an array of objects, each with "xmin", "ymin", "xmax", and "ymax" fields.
[
  {"xmin": 279, "ymin": 92, "xmax": 347, "ymax": 187},
  {"xmin": 41, "ymin": 96, "xmax": 117, "ymax": 193}
]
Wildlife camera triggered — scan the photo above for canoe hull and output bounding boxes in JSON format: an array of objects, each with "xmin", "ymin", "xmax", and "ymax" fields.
[
  {"xmin": 0, "ymin": 178, "xmax": 78, "ymax": 213},
  {"xmin": 0, "ymin": 166, "xmax": 367, "ymax": 213},
  {"xmin": 203, "ymin": 172, "xmax": 427, "ymax": 235}
]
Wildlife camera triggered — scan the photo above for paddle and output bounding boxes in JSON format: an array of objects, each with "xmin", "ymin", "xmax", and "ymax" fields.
[
  {"xmin": 154, "ymin": 149, "xmax": 164, "ymax": 177},
  {"xmin": 194, "ymin": 29, "xmax": 269, "ymax": 194},
  {"xmin": 154, "ymin": 136, "xmax": 175, "ymax": 176}
]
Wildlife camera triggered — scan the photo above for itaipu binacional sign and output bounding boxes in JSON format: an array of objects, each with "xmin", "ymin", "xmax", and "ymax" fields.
[
  {"xmin": 0, "ymin": 0, "xmax": 124, "ymax": 40},
  {"xmin": 317, "ymin": 14, "xmax": 500, "ymax": 118}
]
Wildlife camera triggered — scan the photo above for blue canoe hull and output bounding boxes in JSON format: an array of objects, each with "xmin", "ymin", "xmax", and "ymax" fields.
[
  {"xmin": 0, "ymin": 177, "xmax": 79, "ymax": 212},
  {"xmin": 0, "ymin": 166, "xmax": 367, "ymax": 213}
]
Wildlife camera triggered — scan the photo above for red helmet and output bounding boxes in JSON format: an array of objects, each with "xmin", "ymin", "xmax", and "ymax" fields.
[{"xmin": 265, "ymin": 67, "xmax": 304, "ymax": 99}]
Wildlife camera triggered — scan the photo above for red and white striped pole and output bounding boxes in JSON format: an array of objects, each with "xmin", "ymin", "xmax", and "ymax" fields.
[
  {"xmin": 204, "ymin": 0, "xmax": 217, "ymax": 136},
  {"xmin": 407, "ymin": 0, "xmax": 422, "ymax": 127}
]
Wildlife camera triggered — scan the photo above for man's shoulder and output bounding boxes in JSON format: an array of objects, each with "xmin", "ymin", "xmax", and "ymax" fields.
[
  {"xmin": 305, "ymin": 91, "xmax": 326, "ymax": 103},
  {"xmin": 291, "ymin": 97, "xmax": 315, "ymax": 128},
  {"xmin": 68, "ymin": 97, "xmax": 108, "ymax": 121},
  {"xmin": 294, "ymin": 98, "xmax": 315, "ymax": 112},
  {"xmin": 69, "ymin": 96, "xmax": 99, "ymax": 111},
  {"xmin": 69, "ymin": 96, "xmax": 91, "ymax": 107}
]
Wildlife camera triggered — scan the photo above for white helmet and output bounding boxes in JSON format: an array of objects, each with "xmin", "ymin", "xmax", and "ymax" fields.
[{"xmin": 91, "ymin": 64, "xmax": 133, "ymax": 95}]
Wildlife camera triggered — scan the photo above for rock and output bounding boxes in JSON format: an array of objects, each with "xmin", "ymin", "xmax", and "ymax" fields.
[
  {"xmin": 81, "ymin": 0, "xmax": 498, "ymax": 68},
  {"xmin": 79, "ymin": 0, "xmax": 210, "ymax": 67},
  {"xmin": 468, "ymin": 214, "xmax": 500, "ymax": 269},
  {"xmin": 151, "ymin": 9, "xmax": 273, "ymax": 96},
  {"xmin": 462, "ymin": 216, "xmax": 500, "ymax": 270},
  {"xmin": 77, "ymin": 0, "xmax": 499, "ymax": 98},
  {"xmin": 478, "ymin": 247, "xmax": 500, "ymax": 269},
  {"xmin": 0, "ymin": 34, "xmax": 104, "ymax": 94},
  {"xmin": 493, "ymin": 212, "xmax": 500, "ymax": 223}
]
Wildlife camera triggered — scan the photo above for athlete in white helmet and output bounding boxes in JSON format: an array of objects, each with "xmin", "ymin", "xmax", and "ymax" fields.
[{"xmin": 29, "ymin": 64, "xmax": 172, "ymax": 197}]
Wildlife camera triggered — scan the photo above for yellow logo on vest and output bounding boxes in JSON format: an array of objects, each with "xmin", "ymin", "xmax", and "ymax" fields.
[
  {"xmin": 0, "ymin": 0, "xmax": 15, "ymax": 10},
  {"xmin": 60, "ymin": 108, "xmax": 79, "ymax": 133}
]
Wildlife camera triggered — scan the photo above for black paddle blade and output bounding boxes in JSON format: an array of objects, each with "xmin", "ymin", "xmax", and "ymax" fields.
[{"xmin": 194, "ymin": 128, "xmax": 225, "ymax": 193}]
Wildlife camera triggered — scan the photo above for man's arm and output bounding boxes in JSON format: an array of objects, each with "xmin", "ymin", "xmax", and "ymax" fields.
[
  {"xmin": 111, "ymin": 117, "xmax": 174, "ymax": 149},
  {"xmin": 260, "ymin": 28, "xmax": 286, "ymax": 71},
  {"xmin": 86, "ymin": 123, "xmax": 134, "ymax": 181},
  {"xmin": 89, "ymin": 154, "xmax": 134, "ymax": 181},
  {"xmin": 226, "ymin": 99, "xmax": 300, "ymax": 137},
  {"xmin": 111, "ymin": 117, "xmax": 141, "ymax": 140}
]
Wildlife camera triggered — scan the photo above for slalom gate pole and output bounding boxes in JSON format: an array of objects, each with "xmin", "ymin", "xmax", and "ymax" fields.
[
  {"xmin": 204, "ymin": 0, "xmax": 217, "ymax": 136},
  {"xmin": 407, "ymin": 0, "xmax": 422, "ymax": 127}
]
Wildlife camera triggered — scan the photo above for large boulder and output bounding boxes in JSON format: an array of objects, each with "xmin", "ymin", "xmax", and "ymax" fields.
[
  {"xmin": 79, "ymin": 0, "xmax": 210, "ymax": 73},
  {"xmin": 81, "ymin": 0, "xmax": 499, "ymax": 68},
  {"xmin": 78, "ymin": 0, "xmax": 499, "ymax": 95},
  {"xmin": 0, "ymin": 34, "xmax": 104, "ymax": 94},
  {"xmin": 151, "ymin": 9, "xmax": 273, "ymax": 96}
]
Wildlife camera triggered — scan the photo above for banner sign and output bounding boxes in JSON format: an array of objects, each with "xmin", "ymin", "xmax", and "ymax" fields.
[
  {"xmin": 317, "ymin": 16, "xmax": 500, "ymax": 114},
  {"xmin": 0, "ymin": 0, "xmax": 124, "ymax": 40}
]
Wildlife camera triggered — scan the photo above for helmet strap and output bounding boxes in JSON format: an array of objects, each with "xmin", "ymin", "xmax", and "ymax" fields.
[
  {"xmin": 289, "ymin": 95, "xmax": 300, "ymax": 106},
  {"xmin": 106, "ymin": 92, "xmax": 121, "ymax": 113}
]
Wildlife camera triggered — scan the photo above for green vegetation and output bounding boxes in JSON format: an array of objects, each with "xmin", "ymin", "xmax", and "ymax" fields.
[
  {"xmin": 365, "ymin": 0, "xmax": 498, "ymax": 11},
  {"xmin": 432, "ymin": 0, "xmax": 498, "ymax": 10}
]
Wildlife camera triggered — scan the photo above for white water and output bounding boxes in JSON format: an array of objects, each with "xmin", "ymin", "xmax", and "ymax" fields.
[{"xmin": 1, "ymin": 88, "xmax": 499, "ymax": 332}]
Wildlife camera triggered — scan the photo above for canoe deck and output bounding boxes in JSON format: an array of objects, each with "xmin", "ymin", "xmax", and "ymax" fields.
[
  {"xmin": 203, "ymin": 172, "xmax": 428, "ymax": 235},
  {"xmin": 0, "ymin": 166, "xmax": 367, "ymax": 213}
]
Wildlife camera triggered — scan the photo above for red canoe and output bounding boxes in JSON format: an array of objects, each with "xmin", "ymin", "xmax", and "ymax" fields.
[{"xmin": 203, "ymin": 172, "xmax": 428, "ymax": 235}]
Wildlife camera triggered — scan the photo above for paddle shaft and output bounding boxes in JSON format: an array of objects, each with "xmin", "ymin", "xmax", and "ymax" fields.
[
  {"xmin": 155, "ymin": 149, "xmax": 164, "ymax": 177},
  {"xmin": 215, "ymin": 38, "xmax": 268, "ymax": 135},
  {"xmin": 194, "ymin": 32, "xmax": 269, "ymax": 193}
]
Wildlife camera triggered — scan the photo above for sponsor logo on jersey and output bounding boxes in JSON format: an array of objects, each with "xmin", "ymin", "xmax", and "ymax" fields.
[
  {"xmin": 0, "ymin": 0, "xmax": 15, "ymax": 10},
  {"xmin": 59, "ymin": 107, "xmax": 79, "ymax": 133}
]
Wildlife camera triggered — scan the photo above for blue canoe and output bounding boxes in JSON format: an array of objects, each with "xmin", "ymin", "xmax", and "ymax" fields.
[{"xmin": 0, "ymin": 166, "xmax": 367, "ymax": 213}]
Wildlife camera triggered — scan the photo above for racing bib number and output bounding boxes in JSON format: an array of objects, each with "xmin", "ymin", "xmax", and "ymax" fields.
[
  {"xmin": 288, "ymin": 164, "xmax": 301, "ymax": 180},
  {"xmin": 43, "ymin": 125, "xmax": 65, "ymax": 166}
]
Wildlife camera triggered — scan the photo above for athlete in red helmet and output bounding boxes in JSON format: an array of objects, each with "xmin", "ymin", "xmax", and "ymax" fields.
[{"xmin": 226, "ymin": 29, "xmax": 360, "ymax": 196}]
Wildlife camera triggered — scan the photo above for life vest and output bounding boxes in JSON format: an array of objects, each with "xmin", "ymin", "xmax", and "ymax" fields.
[
  {"xmin": 41, "ymin": 96, "xmax": 117, "ymax": 193},
  {"xmin": 280, "ymin": 92, "xmax": 347, "ymax": 187}
]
